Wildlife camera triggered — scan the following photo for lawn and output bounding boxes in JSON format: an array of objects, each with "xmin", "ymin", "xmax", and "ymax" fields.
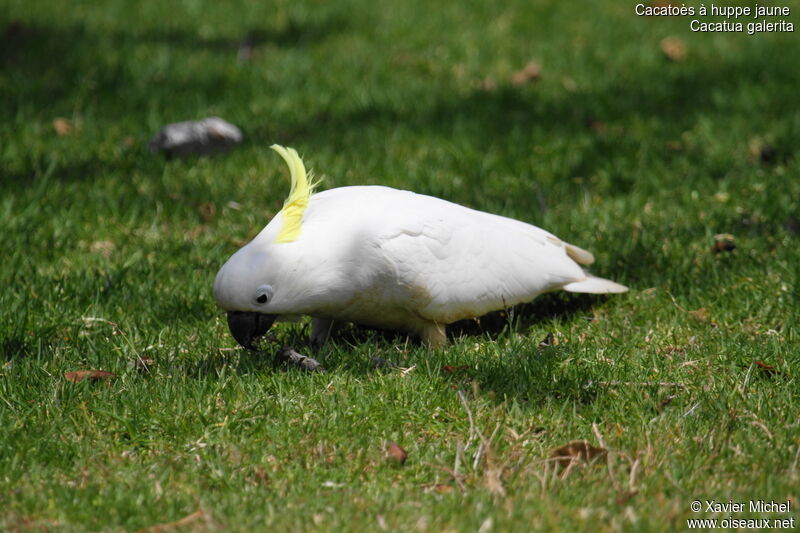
[{"xmin": 1, "ymin": 0, "xmax": 798, "ymax": 531}]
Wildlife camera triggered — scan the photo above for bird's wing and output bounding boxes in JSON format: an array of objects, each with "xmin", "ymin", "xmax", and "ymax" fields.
[{"xmin": 374, "ymin": 191, "xmax": 588, "ymax": 324}]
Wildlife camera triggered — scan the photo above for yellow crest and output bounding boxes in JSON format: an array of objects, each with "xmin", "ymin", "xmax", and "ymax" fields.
[{"xmin": 270, "ymin": 144, "xmax": 319, "ymax": 243}]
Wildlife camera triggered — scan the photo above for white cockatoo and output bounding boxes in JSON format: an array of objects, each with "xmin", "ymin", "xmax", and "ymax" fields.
[{"xmin": 214, "ymin": 145, "xmax": 627, "ymax": 348}]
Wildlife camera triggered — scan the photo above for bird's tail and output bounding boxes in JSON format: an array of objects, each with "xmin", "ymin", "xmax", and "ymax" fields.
[{"xmin": 563, "ymin": 272, "xmax": 628, "ymax": 294}]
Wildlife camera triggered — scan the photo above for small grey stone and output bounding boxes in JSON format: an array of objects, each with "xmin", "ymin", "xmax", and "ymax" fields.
[{"xmin": 149, "ymin": 117, "xmax": 243, "ymax": 157}]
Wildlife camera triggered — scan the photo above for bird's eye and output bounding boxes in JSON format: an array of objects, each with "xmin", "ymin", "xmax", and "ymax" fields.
[{"xmin": 253, "ymin": 285, "xmax": 273, "ymax": 305}]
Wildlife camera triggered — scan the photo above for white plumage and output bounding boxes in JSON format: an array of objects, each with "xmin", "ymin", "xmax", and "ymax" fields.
[{"xmin": 214, "ymin": 147, "xmax": 627, "ymax": 348}]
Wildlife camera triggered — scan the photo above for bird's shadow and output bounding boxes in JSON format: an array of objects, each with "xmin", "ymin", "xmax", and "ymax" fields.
[
  {"xmin": 190, "ymin": 292, "xmax": 612, "ymax": 404},
  {"xmin": 313, "ymin": 290, "xmax": 602, "ymax": 347}
]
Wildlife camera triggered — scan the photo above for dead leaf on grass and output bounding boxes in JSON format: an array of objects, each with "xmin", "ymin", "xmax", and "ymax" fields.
[
  {"xmin": 197, "ymin": 202, "xmax": 217, "ymax": 222},
  {"xmin": 688, "ymin": 308, "xmax": 719, "ymax": 327},
  {"xmin": 385, "ymin": 441, "xmax": 408, "ymax": 465},
  {"xmin": 64, "ymin": 370, "xmax": 116, "ymax": 383},
  {"xmin": 511, "ymin": 61, "xmax": 541, "ymax": 86},
  {"xmin": 755, "ymin": 360, "xmax": 782, "ymax": 377},
  {"xmin": 550, "ymin": 440, "xmax": 607, "ymax": 468},
  {"xmin": 660, "ymin": 36, "xmax": 687, "ymax": 62},
  {"xmin": 442, "ymin": 365, "xmax": 469, "ymax": 374},
  {"xmin": 53, "ymin": 118, "xmax": 74, "ymax": 136}
]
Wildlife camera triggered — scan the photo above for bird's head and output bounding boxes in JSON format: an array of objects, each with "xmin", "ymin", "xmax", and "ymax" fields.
[{"xmin": 213, "ymin": 145, "xmax": 318, "ymax": 350}]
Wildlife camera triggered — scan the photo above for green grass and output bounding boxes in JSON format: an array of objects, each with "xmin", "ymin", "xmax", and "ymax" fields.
[{"xmin": 2, "ymin": 0, "xmax": 799, "ymax": 531}]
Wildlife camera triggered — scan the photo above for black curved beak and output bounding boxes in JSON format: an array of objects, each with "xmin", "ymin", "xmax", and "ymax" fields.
[{"xmin": 226, "ymin": 311, "xmax": 277, "ymax": 350}]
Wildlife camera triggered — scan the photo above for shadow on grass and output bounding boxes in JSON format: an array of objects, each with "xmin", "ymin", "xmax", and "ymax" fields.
[
  {"xmin": 188, "ymin": 291, "xmax": 611, "ymax": 404},
  {"xmin": 263, "ymin": 44, "xmax": 798, "ymax": 162},
  {"xmin": 1, "ymin": 13, "xmax": 348, "ymax": 107},
  {"xmin": 449, "ymin": 291, "xmax": 601, "ymax": 340},
  {"xmin": 4, "ymin": 12, "xmax": 798, "ymax": 195}
]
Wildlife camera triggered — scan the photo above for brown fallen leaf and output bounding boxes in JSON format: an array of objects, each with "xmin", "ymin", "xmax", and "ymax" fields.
[
  {"xmin": 442, "ymin": 365, "xmax": 469, "ymax": 374},
  {"xmin": 550, "ymin": 440, "xmax": 607, "ymax": 468},
  {"xmin": 660, "ymin": 36, "xmax": 687, "ymax": 62},
  {"xmin": 197, "ymin": 202, "xmax": 216, "ymax": 222},
  {"xmin": 53, "ymin": 118, "xmax": 74, "ymax": 136},
  {"xmin": 755, "ymin": 360, "xmax": 781, "ymax": 377},
  {"xmin": 511, "ymin": 61, "xmax": 541, "ymax": 86},
  {"xmin": 687, "ymin": 307, "xmax": 719, "ymax": 327},
  {"xmin": 689, "ymin": 308, "xmax": 709, "ymax": 321},
  {"xmin": 386, "ymin": 441, "xmax": 408, "ymax": 465},
  {"xmin": 64, "ymin": 370, "xmax": 116, "ymax": 383}
]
